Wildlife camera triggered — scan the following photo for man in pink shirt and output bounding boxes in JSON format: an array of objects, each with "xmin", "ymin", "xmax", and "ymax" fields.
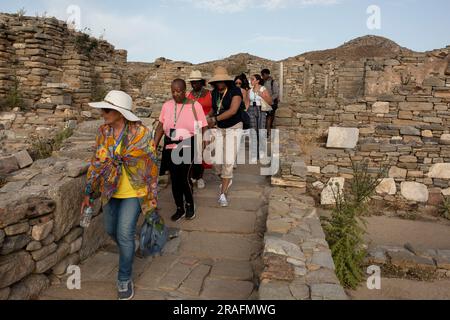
[{"xmin": 154, "ymin": 79, "xmax": 208, "ymax": 222}]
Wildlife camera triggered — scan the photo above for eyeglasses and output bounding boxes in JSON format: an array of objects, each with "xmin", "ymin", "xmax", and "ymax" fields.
[{"xmin": 235, "ymin": 82, "xmax": 242, "ymax": 86}]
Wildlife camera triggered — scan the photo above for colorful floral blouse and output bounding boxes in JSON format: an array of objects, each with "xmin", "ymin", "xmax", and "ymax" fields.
[{"xmin": 85, "ymin": 122, "xmax": 159, "ymax": 217}]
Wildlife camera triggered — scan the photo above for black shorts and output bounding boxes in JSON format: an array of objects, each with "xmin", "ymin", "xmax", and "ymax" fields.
[{"xmin": 266, "ymin": 102, "xmax": 279, "ymax": 117}]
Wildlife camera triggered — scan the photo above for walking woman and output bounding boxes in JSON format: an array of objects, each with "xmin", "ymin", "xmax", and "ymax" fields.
[
  {"xmin": 154, "ymin": 79, "xmax": 208, "ymax": 222},
  {"xmin": 248, "ymin": 74, "xmax": 272, "ymax": 160},
  {"xmin": 235, "ymin": 73, "xmax": 251, "ymax": 110},
  {"xmin": 82, "ymin": 90, "xmax": 159, "ymax": 300},
  {"xmin": 187, "ymin": 70, "xmax": 213, "ymax": 190},
  {"xmin": 208, "ymin": 67, "xmax": 244, "ymax": 207}
]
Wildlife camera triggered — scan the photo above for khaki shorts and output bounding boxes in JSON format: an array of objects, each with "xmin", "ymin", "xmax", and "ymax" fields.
[{"xmin": 214, "ymin": 122, "xmax": 243, "ymax": 179}]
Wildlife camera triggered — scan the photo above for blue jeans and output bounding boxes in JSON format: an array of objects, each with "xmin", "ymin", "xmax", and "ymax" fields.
[{"xmin": 103, "ymin": 198, "xmax": 142, "ymax": 282}]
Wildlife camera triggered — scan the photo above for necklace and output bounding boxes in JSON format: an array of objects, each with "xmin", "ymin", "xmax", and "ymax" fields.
[{"xmin": 191, "ymin": 88, "xmax": 205, "ymax": 100}]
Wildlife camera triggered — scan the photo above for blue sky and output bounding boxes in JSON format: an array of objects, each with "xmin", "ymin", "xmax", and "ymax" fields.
[{"xmin": 1, "ymin": 0, "xmax": 449, "ymax": 63}]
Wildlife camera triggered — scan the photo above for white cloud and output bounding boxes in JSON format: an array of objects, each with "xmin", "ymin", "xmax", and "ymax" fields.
[
  {"xmin": 39, "ymin": 0, "xmax": 174, "ymax": 61},
  {"xmin": 176, "ymin": 0, "xmax": 339, "ymax": 13}
]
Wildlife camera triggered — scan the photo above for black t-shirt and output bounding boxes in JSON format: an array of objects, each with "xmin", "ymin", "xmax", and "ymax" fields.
[{"xmin": 212, "ymin": 85, "xmax": 244, "ymax": 129}]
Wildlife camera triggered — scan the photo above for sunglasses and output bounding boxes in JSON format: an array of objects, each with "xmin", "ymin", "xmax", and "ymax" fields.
[
  {"xmin": 235, "ymin": 81, "xmax": 242, "ymax": 85},
  {"xmin": 101, "ymin": 108, "xmax": 112, "ymax": 114}
]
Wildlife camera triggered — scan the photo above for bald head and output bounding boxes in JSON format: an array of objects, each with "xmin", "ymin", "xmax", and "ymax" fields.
[{"xmin": 171, "ymin": 78, "xmax": 187, "ymax": 103}]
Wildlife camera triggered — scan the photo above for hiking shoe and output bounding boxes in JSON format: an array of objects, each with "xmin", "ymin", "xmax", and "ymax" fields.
[
  {"xmin": 171, "ymin": 208, "xmax": 186, "ymax": 222},
  {"xmin": 118, "ymin": 280, "xmax": 134, "ymax": 301},
  {"xmin": 185, "ymin": 203, "xmax": 196, "ymax": 220},
  {"xmin": 197, "ymin": 178, "xmax": 206, "ymax": 189},
  {"xmin": 218, "ymin": 194, "xmax": 229, "ymax": 207}
]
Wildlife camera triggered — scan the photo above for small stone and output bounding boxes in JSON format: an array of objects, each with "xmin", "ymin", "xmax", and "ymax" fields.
[
  {"xmin": 372, "ymin": 102, "xmax": 389, "ymax": 114},
  {"xmin": 289, "ymin": 282, "xmax": 310, "ymax": 300},
  {"xmin": 31, "ymin": 243, "xmax": 57, "ymax": 262},
  {"xmin": 313, "ymin": 181, "xmax": 325, "ymax": 189},
  {"xmin": 307, "ymin": 166, "xmax": 321, "ymax": 174},
  {"xmin": 268, "ymin": 200, "xmax": 290, "ymax": 217},
  {"xmin": 69, "ymin": 238, "xmax": 83, "ymax": 254},
  {"xmin": 422, "ymin": 130, "xmax": 433, "ymax": 138},
  {"xmin": 0, "ymin": 235, "xmax": 31, "ymax": 255},
  {"xmin": 311, "ymin": 251, "xmax": 336, "ymax": 270},
  {"xmin": 389, "ymin": 166, "xmax": 407, "ymax": 179},
  {"xmin": 401, "ymin": 182, "xmax": 429, "ymax": 203},
  {"xmin": 326, "ymin": 127, "xmax": 359, "ymax": 149},
  {"xmin": 376, "ymin": 178, "xmax": 397, "ymax": 195},
  {"xmin": 0, "ymin": 251, "xmax": 35, "ymax": 289},
  {"xmin": 291, "ymin": 161, "xmax": 307, "ymax": 177},
  {"xmin": 7, "ymin": 274, "xmax": 49, "ymax": 300},
  {"xmin": 428, "ymin": 163, "xmax": 450, "ymax": 179},
  {"xmin": 264, "ymin": 237, "xmax": 305, "ymax": 261},
  {"xmin": 259, "ymin": 280, "xmax": 295, "ymax": 300},
  {"xmin": 63, "ymin": 228, "xmax": 83, "ymax": 243},
  {"xmin": 400, "ymin": 126, "xmax": 421, "ymax": 136},
  {"xmin": 4, "ymin": 222, "xmax": 30, "ymax": 236},
  {"xmin": 13, "ymin": 151, "xmax": 33, "ymax": 169},
  {"xmin": 26, "ymin": 241, "xmax": 42, "ymax": 252},
  {"xmin": 311, "ymin": 284, "xmax": 347, "ymax": 300},
  {"xmin": 31, "ymin": 220, "xmax": 54, "ymax": 241},
  {"xmin": 52, "ymin": 253, "xmax": 80, "ymax": 275},
  {"xmin": 442, "ymin": 188, "xmax": 450, "ymax": 196},
  {"xmin": 65, "ymin": 160, "xmax": 90, "ymax": 178},
  {"xmin": 322, "ymin": 165, "xmax": 338, "ymax": 174},
  {"xmin": 440, "ymin": 134, "xmax": 450, "ymax": 145}
]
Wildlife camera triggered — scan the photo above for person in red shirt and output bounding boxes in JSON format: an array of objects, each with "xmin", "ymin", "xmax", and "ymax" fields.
[{"xmin": 187, "ymin": 70, "xmax": 213, "ymax": 189}]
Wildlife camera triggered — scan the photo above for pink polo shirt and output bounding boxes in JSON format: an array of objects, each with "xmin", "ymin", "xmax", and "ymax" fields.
[{"xmin": 159, "ymin": 100, "xmax": 207, "ymax": 148}]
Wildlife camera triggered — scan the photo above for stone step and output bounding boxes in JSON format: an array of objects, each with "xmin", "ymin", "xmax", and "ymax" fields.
[
  {"xmin": 159, "ymin": 204, "xmax": 257, "ymax": 234},
  {"xmin": 178, "ymin": 231, "xmax": 262, "ymax": 261}
]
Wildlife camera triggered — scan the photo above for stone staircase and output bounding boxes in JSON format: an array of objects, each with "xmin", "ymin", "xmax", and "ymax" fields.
[{"xmin": 39, "ymin": 164, "xmax": 270, "ymax": 300}]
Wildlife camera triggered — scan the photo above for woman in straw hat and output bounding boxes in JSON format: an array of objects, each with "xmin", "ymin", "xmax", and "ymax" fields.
[
  {"xmin": 81, "ymin": 90, "xmax": 159, "ymax": 300},
  {"xmin": 187, "ymin": 70, "xmax": 213, "ymax": 190},
  {"xmin": 208, "ymin": 66, "xmax": 245, "ymax": 207}
]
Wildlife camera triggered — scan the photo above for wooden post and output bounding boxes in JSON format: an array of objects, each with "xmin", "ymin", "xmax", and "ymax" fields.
[{"xmin": 279, "ymin": 62, "xmax": 284, "ymax": 102}]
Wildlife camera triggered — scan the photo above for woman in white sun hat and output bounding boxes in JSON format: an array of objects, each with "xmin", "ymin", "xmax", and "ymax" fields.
[{"xmin": 81, "ymin": 90, "xmax": 159, "ymax": 301}]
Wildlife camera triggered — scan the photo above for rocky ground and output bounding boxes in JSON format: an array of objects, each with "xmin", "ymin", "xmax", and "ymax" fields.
[{"xmin": 349, "ymin": 216, "xmax": 450, "ymax": 300}]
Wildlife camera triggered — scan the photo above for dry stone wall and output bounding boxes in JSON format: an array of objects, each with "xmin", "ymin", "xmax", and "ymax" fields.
[
  {"xmin": 0, "ymin": 13, "xmax": 127, "ymax": 156},
  {"xmin": 275, "ymin": 46, "xmax": 450, "ymax": 212},
  {"xmin": 0, "ymin": 121, "xmax": 110, "ymax": 300}
]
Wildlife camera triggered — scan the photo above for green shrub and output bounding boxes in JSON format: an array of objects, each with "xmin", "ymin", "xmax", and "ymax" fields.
[
  {"xmin": 440, "ymin": 197, "xmax": 450, "ymax": 220},
  {"xmin": 322, "ymin": 160, "xmax": 388, "ymax": 289},
  {"xmin": 4, "ymin": 76, "xmax": 23, "ymax": 110},
  {"xmin": 29, "ymin": 128, "xmax": 74, "ymax": 160},
  {"xmin": 74, "ymin": 28, "xmax": 99, "ymax": 56}
]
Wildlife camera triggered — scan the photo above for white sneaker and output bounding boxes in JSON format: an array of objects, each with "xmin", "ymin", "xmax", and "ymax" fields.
[
  {"xmin": 218, "ymin": 194, "xmax": 229, "ymax": 207},
  {"xmin": 197, "ymin": 179, "xmax": 206, "ymax": 189}
]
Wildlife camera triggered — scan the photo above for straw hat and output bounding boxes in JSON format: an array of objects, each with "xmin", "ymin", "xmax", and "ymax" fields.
[
  {"xmin": 209, "ymin": 66, "xmax": 234, "ymax": 84},
  {"xmin": 187, "ymin": 70, "xmax": 206, "ymax": 82},
  {"xmin": 88, "ymin": 90, "xmax": 141, "ymax": 122}
]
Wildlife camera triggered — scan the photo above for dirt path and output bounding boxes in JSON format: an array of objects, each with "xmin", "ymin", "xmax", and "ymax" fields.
[
  {"xmin": 39, "ymin": 164, "xmax": 269, "ymax": 300},
  {"xmin": 364, "ymin": 216, "xmax": 450, "ymax": 249}
]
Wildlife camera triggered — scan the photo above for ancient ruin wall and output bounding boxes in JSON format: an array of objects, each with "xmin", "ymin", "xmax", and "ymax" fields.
[
  {"xmin": 276, "ymin": 47, "xmax": 450, "ymax": 212},
  {"xmin": 0, "ymin": 13, "xmax": 127, "ymax": 155}
]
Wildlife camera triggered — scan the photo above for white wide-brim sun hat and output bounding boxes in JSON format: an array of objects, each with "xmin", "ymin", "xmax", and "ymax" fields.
[{"xmin": 88, "ymin": 90, "xmax": 141, "ymax": 122}]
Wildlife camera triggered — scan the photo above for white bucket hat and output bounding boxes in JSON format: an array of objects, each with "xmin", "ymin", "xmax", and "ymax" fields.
[
  {"xmin": 187, "ymin": 70, "xmax": 206, "ymax": 82},
  {"xmin": 88, "ymin": 90, "xmax": 141, "ymax": 122}
]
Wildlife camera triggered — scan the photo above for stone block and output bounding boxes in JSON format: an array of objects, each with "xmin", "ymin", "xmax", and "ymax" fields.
[
  {"xmin": 326, "ymin": 127, "xmax": 359, "ymax": 149},
  {"xmin": 13, "ymin": 151, "xmax": 33, "ymax": 169},
  {"xmin": 0, "ymin": 251, "xmax": 35, "ymax": 289},
  {"xmin": 7, "ymin": 274, "xmax": 49, "ymax": 300},
  {"xmin": 31, "ymin": 220, "xmax": 54, "ymax": 241},
  {"xmin": 376, "ymin": 178, "xmax": 397, "ymax": 195},
  {"xmin": 400, "ymin": 182, "xmax": 429, "ymax": 203},
  {"xmin": 428, "ymin": 163, "xmax": 450, "ymax": 179},
  {"xmin": 372, "ymin": 102, "xmax": 389, "ymax": 114}
]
